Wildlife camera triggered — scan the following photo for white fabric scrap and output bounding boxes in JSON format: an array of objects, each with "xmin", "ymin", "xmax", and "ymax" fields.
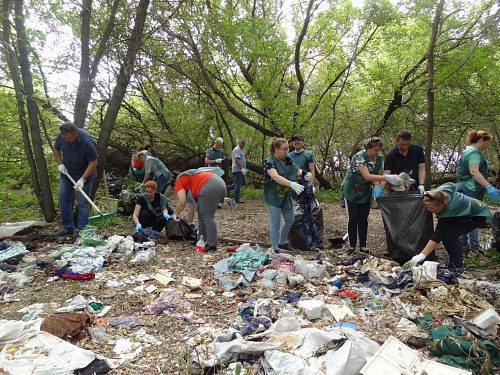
[{"xmin": 0, "ymin": 319, "xmax": 115, "ymax": 374}]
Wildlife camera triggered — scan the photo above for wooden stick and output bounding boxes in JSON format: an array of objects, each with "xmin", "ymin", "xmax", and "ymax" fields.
[
  {"xmin": 64, "ymin": 171, "xmax": 102, "ymax": 214},
  {"xmin": 103, "ymin": 170, "xmax": 112, "ymax": 212}
]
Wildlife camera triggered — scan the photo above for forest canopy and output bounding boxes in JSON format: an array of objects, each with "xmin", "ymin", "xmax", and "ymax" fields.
[{"xmin": 0, "ymin": 0, "xmax": 499, "ymax": 220}]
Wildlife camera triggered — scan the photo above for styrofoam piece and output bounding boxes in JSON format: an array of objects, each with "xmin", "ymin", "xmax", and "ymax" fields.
[
  {"xmin": 421, "ymin": 360, "xmax": 472, "ymax": 374},
  {"xmin": 471, "ymin": 308, "xmax": 500, "ymax": 330},
  {"xmin": 360, "ymin": 336, "xmax": 472, "ymax": 375},
  {"xmin": 297, "ymin": 299, "xmax": 324, "ymax": 320}
]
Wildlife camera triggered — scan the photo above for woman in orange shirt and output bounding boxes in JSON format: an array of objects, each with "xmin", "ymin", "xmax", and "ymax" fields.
[{"xmin": 172, "ymin": 170, "xmax": 226, "ymax": 251}]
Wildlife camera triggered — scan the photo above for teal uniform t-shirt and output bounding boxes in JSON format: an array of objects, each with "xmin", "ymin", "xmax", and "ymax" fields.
[
  {"xmin": 288, "ymin": 149, "xmax": 313, "ymax": 172},
  {"xmin": 205, "ymin": 147, "xmax": 225, "ymax": 167},
  {"xmin": 341, "ymin": 150, "xmax": 383, "ymax": 204},
  {"xmin": 456, "ymin": 146, "xmax": 489, "ymax": 199},
  {"xmin": 263, "ymin": 155, "xmax": 299, "ymax": 209},
  {"xmin": 435, "ymin": 183, "xmax": 492, "ymax": 223}
]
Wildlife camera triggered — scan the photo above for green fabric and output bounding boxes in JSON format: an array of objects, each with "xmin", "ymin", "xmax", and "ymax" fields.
[
  {"xmin": 456, "ymin": 146, "xmax": 488, "ymax": 198},
  {"xmin": 341, "ymin": 150, "xmax": 383, "ymax": 204},
  {"xmin": 80, "ymin": 225, "xmax": 107, "ymax": 247},
  {"xmin": 436, "ymin": 183, "xmax": 492, "ymax": 223},
  {"xmin": 89, "ymin": 302, "xmax": 103, "ymax": 311},
  {"xmin": 288, "ymin": 149, "xmax": 313, "ymax": 172},
  {"xmin": 263, "ymin": 156, "xmax": 299, "ymax": 209},
  {"xmin": 148, "ymin": 156, "xmax": 172, "ymax": 186},
  {"xmin": 427, "ymin": 325, "xmax": 500, "ymax": 373},
  {"xmin": 206, "ymin": 147, "xmax": 225, "ymax": 167},
  {"xmin": 176, "ymin": 167, "xmax": 225, "ymax": 180},
  {"xmin": 142, "ymin": 192, "xmax": 169, "ymax": 217}
]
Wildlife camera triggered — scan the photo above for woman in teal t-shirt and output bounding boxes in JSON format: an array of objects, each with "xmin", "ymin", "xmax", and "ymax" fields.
[
  {"xmin": 456, "ymin": 130, "xmax": 497, "ymax": 253},
  {"xmin": 340, "ymin": 137, "xmax": 403, "ymax": 255},
  {"xmin": 410, "ymin": 183, "xmax": 492, "ymax": 271},
  {"xmin": 263, "ymin": 137, "xmax": 312, "ymax": 253}
]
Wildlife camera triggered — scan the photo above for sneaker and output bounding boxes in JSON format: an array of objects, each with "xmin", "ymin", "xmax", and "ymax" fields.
[
  {"xmin": 50, "ymin": 229, "xmax": 74, "ymax": 237},
  {"xmin": 359, "ymin": 248, "xmax": 371, "ymax": 255},
  {"xmin": 278, "ymin": 243, "xmax": 295, "ymax": 252},
  {"xmin": 235, "ymin": 200, "xmax": 245, "ymax": 204},
  {"xmin": 346, "ymin": 248, "xmax": 355, "ymax": 256}
]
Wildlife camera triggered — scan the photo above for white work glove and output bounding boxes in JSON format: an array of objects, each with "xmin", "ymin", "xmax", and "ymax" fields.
[
  {"xmin": 172, "ymin": 214, "xmax": 180, "ymax": 222},
  {"xmin": 312, "ymin": 185, "xmax": 316, "ymax": 194},
  {"xmin": 74, "ymin": 178, "xmax": 85, "ymax": 190},
  {"xmin": 241, "ymin": 168, "xmax": 247, "ymax": 175},
  {"xmin": 385, "ymin": 174, "xmax": 403, "ymax": 186},
  {"xmin": 215, "ymin": 158, "xmax": 222, "ymax": 164},
  {"xmin": 304, "ymin": 172, "xmax": 312, "ymax": 181},
  {"xmin": 289, "ymin": 182, "xmax": 304, "ymax": 195},
  {"xmin": 410, "ymin": 253, "xmax": 426, "ymax": 266},
  {"xmin": 418, "ymin": 185, "xmax": 425, "ymax": 194},
  {"xmin": 58, "ymin": 164, "xmax": 68, "ymax": 174}
]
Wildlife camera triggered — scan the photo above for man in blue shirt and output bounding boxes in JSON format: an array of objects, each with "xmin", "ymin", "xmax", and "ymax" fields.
[
  {"xmin": 227, "ymin": 139, "xmax": 247, "ymax": 203},
  {"xmin": 288, "ymin": 134, "xmax": 315, "ymax": 184},
  {"xmin": 383, "ymin": 130, "xmax": 426, "ymax": 193},
  {"xmin": 52, "ymin": 122, "xmax": 98, "ymax": 235}
]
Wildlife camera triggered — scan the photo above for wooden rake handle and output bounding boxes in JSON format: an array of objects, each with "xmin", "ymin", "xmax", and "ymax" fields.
[{"xmin": 64, "ymin": 171, "xmax": 102, "ymax": 215}]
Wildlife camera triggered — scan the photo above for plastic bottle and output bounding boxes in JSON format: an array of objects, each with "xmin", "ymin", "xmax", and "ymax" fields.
[{"xmin": 195, "ymin": 235, "xmax": 205, "ymax": 266}]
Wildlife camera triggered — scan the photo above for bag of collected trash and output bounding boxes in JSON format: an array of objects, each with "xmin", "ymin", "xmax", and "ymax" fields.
[
  {"xmin": 106, "ymin": 173, "xmax": 124, "ymax": 199},
  {"xmin": 288, "ymin": 194, "xmax": 323, "ymax": 251},
  {"xmin": 491, "ymin": 210, "xmax": 500, "ymax": 250},
  {"xmin": 116, "ymin": 188, "xmax": 140, "ymax": 216},
  {"xmin": 166, "ymin": 219, "xmax": 196, "ymax": 241},
  {"xmin": 376, "ymin": 193, "xmax": 434, "ymax": 265}
]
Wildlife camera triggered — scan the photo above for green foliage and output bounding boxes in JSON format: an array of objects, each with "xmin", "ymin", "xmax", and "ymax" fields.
[
  {"xmin": 0, "ymin": 189, "xmax": 44, "ymax": 221},
  {"xmin": 239, "ymin": 186, "xmax": 263, "ymax": 200},
  {"xmin": 313, "ymin": 188, "xmax": 343, "ymax": 203}
]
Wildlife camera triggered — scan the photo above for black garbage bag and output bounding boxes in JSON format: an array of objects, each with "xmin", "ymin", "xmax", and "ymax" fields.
[
  {"xmin": 491, "ymin": 210, "xmax": 500, "ymax": 250},
  {"xmin": 116, "ymin": 188, "xmax": 140, "ymax": 216},
  {"xmin": 166, "ymin": 219, "xmax": 197, "ymax": 241},
  {"xmin": 376, "ymin": 193, "xmax": 434, "ymax": 265},
  {"xmin": 288, "ymin": 194, "xmax": 324, "ymax": 251},
  {"xmin": 105, "ymin": 173, "xmax": 124, "ymax": 198}
]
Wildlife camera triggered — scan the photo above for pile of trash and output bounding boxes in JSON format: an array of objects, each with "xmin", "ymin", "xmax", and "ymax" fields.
[{"xmin": 2, "ymin": 222, "xmax": 500, "ymax": 375}]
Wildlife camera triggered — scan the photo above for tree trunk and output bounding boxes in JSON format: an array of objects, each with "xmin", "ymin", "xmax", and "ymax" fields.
[
  {"xmin": 92, "ymin": 0, "xmax": 151, "ymax": 197},
  {"xmin": 74, "ymin": 0, "xmax": 121, "ymax": 129},
  {"xmin": 424, "ymin": 0, "xmax": 445, "ymax": 189},
  {"xmin": 5, "ymin": 0, "xmax": 56, "ymax": 221}
]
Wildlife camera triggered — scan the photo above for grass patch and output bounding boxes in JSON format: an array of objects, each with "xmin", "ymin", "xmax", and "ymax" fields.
[{"xmin": 238, "ymin": 185, "xmax": 342, "ymax": 203}]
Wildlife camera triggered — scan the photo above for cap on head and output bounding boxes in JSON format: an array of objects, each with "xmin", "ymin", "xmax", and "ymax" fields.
[{"xmin": 292, "ymin": 134, "xmax": 304, "ymax": 141}]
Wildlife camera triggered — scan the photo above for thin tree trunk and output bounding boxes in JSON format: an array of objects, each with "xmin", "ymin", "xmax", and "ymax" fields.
[
  {"xmin": 92, "ymin": 0, "xmax": 151, "ymax": 197},
  {"xmin": 424, "ymin": 0, "xmax": 445, "ymax": 189},
  {"xmin": 9, "ymin": 0, "xmax": 56, "ymax": 221}
]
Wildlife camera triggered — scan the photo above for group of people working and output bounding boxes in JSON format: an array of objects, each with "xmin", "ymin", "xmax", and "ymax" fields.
[{"xmin": 51, "ymin": 122, "xmax": 499, "ymax": 272}]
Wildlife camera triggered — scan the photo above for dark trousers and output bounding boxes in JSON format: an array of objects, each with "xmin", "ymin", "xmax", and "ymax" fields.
[
  {"xmin": 436, "ymin": 216, "xmax": 486, "ymax": 268},
  {"xmin": 138, "ymin": 209, "xmax": 167, "ymax": 232},
  {"xmin": 345, "ymin": 198, "xmax": 371, "ymax": 248}
]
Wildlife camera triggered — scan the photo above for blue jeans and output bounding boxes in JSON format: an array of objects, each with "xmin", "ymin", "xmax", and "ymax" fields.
[
  {"xmin": 154, "ymin": 174, "xmax": 167, "ymax": 195},
  {"xmin": 458, "ymin": 187, "xmax": 480, "ymax": 250},
  {"xmin": 58, "ymin": 174, "xmax": 93, "ymax": 232},
  {"xmin": 266, "ymin": 203, "xmax": 294, "ymax": 251},
  {"xmin": 228, "ymin": 172, "xmax": 246, "ymax": 201}
]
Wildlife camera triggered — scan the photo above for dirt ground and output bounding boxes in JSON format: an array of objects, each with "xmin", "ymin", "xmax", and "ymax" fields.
[{"xmin": 0, "ymin": 196, "xmax": 498, "ymax": 374}]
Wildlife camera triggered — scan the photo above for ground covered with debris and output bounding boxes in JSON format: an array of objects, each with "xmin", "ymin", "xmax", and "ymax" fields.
[{"xmin": 1, "ymin": 196, "xmax": 500, "ymax": 374}]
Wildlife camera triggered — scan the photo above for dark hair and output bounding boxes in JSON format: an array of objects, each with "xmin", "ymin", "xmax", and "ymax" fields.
[
  {"xmin": 363, "ymin": 136, "xmax": 383, "ymax": 150},
  {"xmin": 466, "ymin": 130, "xmax": 492, "ymax": 145},
  {"xmin": 396, "ymin": 130, "xmax": 412, "ymax": 141},
  {"xmin": 143, "ymin": 143, "xmax": 152, "ymax": 150},
  {"xmin": 59, "ymin": 122, "xmax": 78, "ymax": 135},
  {"xmin": 269, "ymin": 137, "xmax": 288, "ymax": 155}
]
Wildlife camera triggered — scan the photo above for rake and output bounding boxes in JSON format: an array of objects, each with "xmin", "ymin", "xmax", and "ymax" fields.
[{"xmin": 64, "ymin": 171, "xmax": 115, "ymax": 223}]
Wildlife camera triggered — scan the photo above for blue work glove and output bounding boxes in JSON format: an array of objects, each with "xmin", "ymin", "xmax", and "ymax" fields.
[
  {"xmin": 486, "ymin": 185, "xmax": 499, "ymax": 201},
  {"xmin": 135, "ymin": 223, "xmax": 142, "ymax": 232},
  {"xmin": 163, "ymin": 213, "xmax": 171, "ymax": 221},
  {"xmin": 374, "ymin": 185, "xmax": 384, "ymax": 198},
  {"xmin": 385, "ymin": 175, "xmax": 403, "ymax": 186}
]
